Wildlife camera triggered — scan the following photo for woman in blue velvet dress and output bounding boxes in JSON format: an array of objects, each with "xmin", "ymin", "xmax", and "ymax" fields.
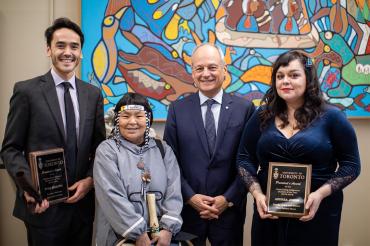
[{"xmin": 237, "ymin": 50, "xmax": 361, "ymax": 246}]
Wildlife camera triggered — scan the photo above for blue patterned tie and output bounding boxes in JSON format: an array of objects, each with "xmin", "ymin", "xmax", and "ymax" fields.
[
  {"xmin": 62, "ymin": 82, "xmax": 77, "ymax": 184},
  {"xmin": 205, "ymin": 99, "xmax": 216, "ymax": 155}
]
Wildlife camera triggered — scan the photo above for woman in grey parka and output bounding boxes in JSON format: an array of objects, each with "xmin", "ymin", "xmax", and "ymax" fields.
[{"xmin": 94, "ymin": 93, "xmax": 183, "ymax": 246}]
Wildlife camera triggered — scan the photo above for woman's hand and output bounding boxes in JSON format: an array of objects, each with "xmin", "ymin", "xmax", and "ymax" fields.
[
  {"xmin": 151, "ymin": 229, "xmax": 172, "ymax": 246},
  {"xmin": 300, "ymin": 191, "xmax": 323, "ymax": 221},
  {"xmin": 300, "ymin": 184, "xmax": 331, "ymax": 222},
  {"xmin": 250, "ymin": 182, "xmax": 278, "ymax": 220},
  {"xmin": 135, "ymin": 233, "xmax": 151, "ymax": 246},
  {"xmin": 254, "ymin": 192, "xmax": 278, "ymax": 219}
]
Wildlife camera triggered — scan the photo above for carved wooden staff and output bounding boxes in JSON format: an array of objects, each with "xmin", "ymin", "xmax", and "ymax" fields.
[{"xmin": 146, "ymin": 193, "xmax": 160, "ymax": 239}]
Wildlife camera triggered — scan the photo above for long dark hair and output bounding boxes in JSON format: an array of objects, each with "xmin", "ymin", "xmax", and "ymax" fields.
[{"xmin": 260, "ymin": 50, "xmax": 324, "ymax": 129}]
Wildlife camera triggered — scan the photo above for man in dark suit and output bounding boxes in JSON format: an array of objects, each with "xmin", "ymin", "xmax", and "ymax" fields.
[
  {"xmin": 164, "ymin": 43, "xmax": 255, "ymax": 246},
  {"xmin": 1, "ymin": 17, "xmax": 105, "ymax": 245}
]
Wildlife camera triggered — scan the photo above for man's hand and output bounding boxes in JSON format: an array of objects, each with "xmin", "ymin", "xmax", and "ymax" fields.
[
  {"xmin": 188, "ymin": 194, "xmax": 218, "ymax": 214},
  {"xmin": 199, "ymin": 209, "xmax": 219, "ymax": 220},
  {"xmin": 65, "ymin": 177, "xmax": 93, "ymax": 203},
  {"xmin": 189, "ymin": 194, "xmax": 225, "ymax": 220},
  {"xmin": 200, "ymin": 195, "xmax": 229, "ymax": 220},
  {"xmin": 24, "ymin": 191, "xmax": 49, "ymax": 214},
  {"xmin": 212, "ymin": 195, "xmax": 229, "ymax": 215}
]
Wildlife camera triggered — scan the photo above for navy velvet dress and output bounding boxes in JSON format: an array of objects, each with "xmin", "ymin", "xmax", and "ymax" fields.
[{"xmin": 237, "ymin": 105, "xmax": 360, "ymax": 246}]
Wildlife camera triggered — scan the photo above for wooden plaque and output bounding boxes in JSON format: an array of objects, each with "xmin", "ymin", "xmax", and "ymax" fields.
[
  {"xmin": 28, "ymin": 148, "xmax": 69, "ymax": 204},
  {"xmin": 266, "ymin": 162, "xmax": 312, "ymax": 218}
]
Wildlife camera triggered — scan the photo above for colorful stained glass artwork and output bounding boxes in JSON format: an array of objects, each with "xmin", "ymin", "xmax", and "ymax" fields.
[{"xmin": 82, "ymin": 0, "xmax": 370, "ymax": 119}]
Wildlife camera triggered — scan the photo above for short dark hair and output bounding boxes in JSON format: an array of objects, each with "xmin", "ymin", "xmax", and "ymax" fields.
[
  {"xmin": 260, "ymin": 50, "xmax": 325, "ymax": 129},
  {"xmin": 44, "ymin": 17, "xmax": 84, "ymax": 48},
  {"xmin": 114, "ymin": 93, "xmax": 153, "ymax": 126}
]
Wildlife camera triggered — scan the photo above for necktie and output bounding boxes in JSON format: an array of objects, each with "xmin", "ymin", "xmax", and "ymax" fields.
[
  {"xmin": 205, "ymin": 99, "xmax": 216, "ymax": 155},
  {"xmin": 62, "ymin": 82, "xmax": 77, "ymax": 184}
]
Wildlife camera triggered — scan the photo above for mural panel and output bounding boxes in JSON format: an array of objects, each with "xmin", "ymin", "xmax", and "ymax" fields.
[{"xmin": 81, "ymin": 0, "xmax": 370, "ymax": 119}]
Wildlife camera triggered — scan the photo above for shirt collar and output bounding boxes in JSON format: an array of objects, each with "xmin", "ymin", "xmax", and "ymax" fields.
[
  {"xmin": 51, "ymin": 68, "xmax": 76, "ymax": 89},
  {"xmin": 199, "ymin": 89, "xmax": 223, "ymax": 105}
]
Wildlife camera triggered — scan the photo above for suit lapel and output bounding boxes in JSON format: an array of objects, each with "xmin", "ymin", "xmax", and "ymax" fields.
[
  {"xmin": 41, "ymin": 71, "xmax": 66, "ymax": 141},
  {"xmin": 76, "ymin": 79, "xmax": 88, "ymax": 146},
  {"xmin": 211, "ymin": 93, "xmax": 232, "ymax": 161},
  {"xmin": 190, "ymin": 94, "xmax": 210, "ymax": 157}
]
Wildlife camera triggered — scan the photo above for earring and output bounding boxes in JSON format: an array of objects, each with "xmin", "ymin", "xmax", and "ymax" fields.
[{"xmin": 305, "ymin": 57, "xmax": 313, "ymax": 67}]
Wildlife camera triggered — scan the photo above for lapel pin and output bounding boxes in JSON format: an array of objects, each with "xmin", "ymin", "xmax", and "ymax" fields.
[{"xmin": 225, "ymin": 106, "xmax": 229, "ymax": 110}]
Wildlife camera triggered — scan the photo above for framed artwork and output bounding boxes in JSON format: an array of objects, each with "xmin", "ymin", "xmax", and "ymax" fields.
[{"xmin": 81, "ymin": 0, "xmax": 370, "ymax": 119}]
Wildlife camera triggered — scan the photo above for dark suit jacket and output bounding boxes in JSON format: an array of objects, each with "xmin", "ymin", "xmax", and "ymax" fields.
[
  {"xmin": 1, "ymin": 71, "xmax": 105, "ymax": 227},
  {"xmin": 164, "ymin": 92, "xmax": 255, "ymax": 230}
]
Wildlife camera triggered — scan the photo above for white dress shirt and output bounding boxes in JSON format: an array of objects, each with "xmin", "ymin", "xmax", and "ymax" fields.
[
  {"xmin": 199, "ymin": 89, "xmax": 223, "ymax": 134},
  {"xmin": 51, "ymin": 68, "xmax": 80, "ymax": 138}
]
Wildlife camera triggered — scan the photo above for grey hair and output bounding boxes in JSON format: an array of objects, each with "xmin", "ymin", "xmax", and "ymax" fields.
[{"xmin": 191, "ymin": 43, "xmax": 225, "ymax": 65}]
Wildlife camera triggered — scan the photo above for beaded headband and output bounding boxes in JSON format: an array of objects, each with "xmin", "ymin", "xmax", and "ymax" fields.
[{"xmin": 119, "ymin": 105, "xmax": 145, "ymax": 112}]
